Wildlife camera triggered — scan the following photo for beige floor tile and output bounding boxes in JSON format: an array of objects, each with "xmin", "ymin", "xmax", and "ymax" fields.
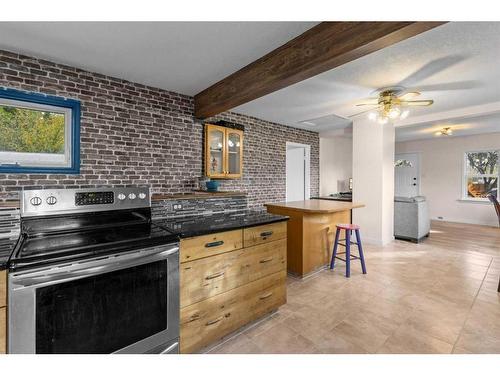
[
  {"xmin": 402, "ymin": 310, "xmax": 466, "ymax": 345},
  {"xmin": 377, "ymin": 324, "xmax": 453, "ymax": 354},
  {"xmin": 454, "ymin": 331, "xmax": 500, "ymax": 354},
  {"xmin": 209, "ymin": 333, "xmax": 263, "ymax": 354},
  {"xmin": 207, "ymin": 221, "xmax": 500, "ymax": 355},
  {"xmin": 249, "ymin": 323, "xmax": 319, "ymax": 354},
  {"xmin": 331, "ymin": 311, "xmax": 401, "ymax": 353}
]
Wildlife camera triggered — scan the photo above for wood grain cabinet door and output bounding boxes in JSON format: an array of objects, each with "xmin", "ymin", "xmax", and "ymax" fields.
[
  {"xmin": 180, "ymin": 271, "xmax": 286, "ymax": 353},
  {"xmin": 180, "ymin": 239, "xmax": 286, "ymax": 308},
  {"xmin": 180, "ymin": 229, "xmax": 243, "ymax": 263},
  {"xmin": 224, "ymin": 129, "xmax": 243, "ymax": 178},
  {"xmin": 205, "ymin": 124, "xmax": 227, "ymax": 178},
  {"xmin": 244, "ymin": 222, "xmax": 287, "ymax": 247}
]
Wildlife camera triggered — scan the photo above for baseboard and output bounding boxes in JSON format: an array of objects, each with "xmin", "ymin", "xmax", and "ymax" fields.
[{"xmin": 361, "ymin": 235, "xmax": 394, "ymax": 246}]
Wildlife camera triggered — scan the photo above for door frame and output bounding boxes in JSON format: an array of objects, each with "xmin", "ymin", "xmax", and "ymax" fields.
[
  {"xmin": 394, "ymin": 152, "xmax": 421, "ymax": 197},
  {"xmin": 286, "ymin": 142, "xmax": 311, "ymax": 201}
]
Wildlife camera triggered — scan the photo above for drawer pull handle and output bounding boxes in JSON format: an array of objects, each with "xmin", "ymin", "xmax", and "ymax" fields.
[
  {"xmin": 259, "ymin": 292, "xmax": 273, "ymax": 300},
  {"xmin": 205, "ymin": 271, "xmax": 225, "ymax": 280},
  {"xmin": 260, "ymin": 231, "xmax": 274, "ymax": 237},
  {"xmin": 259, "ymin": 257, "xmax": 274, "ymax": 263},
  {"xmin": 205, "ymin": 240, "xmax": 224, "ymax": 248},
  {"xmin": 206, "ymin": 316, "xmax": 224, "ymax": 326}
]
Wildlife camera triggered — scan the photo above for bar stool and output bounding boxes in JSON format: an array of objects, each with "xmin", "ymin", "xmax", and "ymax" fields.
[{"xmin": 330, "ymin": 224, "xmax": 367, "ymax": 278}]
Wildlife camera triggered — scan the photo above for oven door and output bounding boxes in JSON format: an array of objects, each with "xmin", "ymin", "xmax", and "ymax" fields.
[{"xmin": 8, "ymin": 243, "xmax": 179, "ymax": 354}]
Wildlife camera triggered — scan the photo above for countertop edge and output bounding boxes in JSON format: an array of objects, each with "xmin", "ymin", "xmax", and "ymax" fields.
[{"xmin": 265, "ymin": 202, "xmax": 365, "ymax": 213}]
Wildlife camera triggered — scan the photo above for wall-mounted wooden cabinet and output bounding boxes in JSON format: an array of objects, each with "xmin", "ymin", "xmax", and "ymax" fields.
[{"xmin": 205, "ymin": 124, "xmax": 243, "ymax": 179}]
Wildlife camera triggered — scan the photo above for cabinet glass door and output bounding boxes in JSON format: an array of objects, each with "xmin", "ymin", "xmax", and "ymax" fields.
[
  {"xmin": 226, "ymin": 130, "xmax": 242, "ymax": 176},
  {"xmin": 207, "ymin": 127, "xmax": 224, "ymax": 176}
]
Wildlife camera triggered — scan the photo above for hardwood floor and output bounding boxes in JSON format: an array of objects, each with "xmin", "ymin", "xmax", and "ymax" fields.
[{"xmin": 207, "ymin": 221, "xmax": 500, "ymax": 354}]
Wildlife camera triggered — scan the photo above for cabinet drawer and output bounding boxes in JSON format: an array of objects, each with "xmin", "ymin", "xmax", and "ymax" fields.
[
  {"xmin": 0, "ymin": 270, "xmax": 6, "ymax": 308},
  {"xmin": 0, "ymin": 307, "xmax": 5, "ymax": 354},
  {"xmin": 180, "ymin": 229, "xmax": 243, "ymax": 263},
  {"xmin": 180, "ymin": 238, "xmax": 286, "ymax": 308},
  {"xmin": 244, "ymin": 222, "xmax": 287, "ymax": 247},
  {"xmin": 180, "ymin": 270, "xmax": 286, "ymax": 353}
]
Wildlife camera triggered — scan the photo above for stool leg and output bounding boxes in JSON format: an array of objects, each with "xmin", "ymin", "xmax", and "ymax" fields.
[
  {"xmin": 330, "ymin": 227, "xmax": 340, "ymax": 269},
  {"xmin": 355, "ymin": 229, "xmax": 367, "ymax": 274},
  {"xmin": 345, "ymin": 229, "xmax": 351, "ymax": 278}
]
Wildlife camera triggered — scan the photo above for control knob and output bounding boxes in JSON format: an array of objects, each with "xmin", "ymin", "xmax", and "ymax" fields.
[
  {"xmin": 138, "ymin": 193, "xmax": 147, "ymax": 200},
  {"xmin": 46, "ymin": 196, "xmax": 57, "ymax": 205},
  {"xmin": 128, "ymin": 193, "xmax": 136, "ymax": 200},
  {"xmin": 117, "ymin": 193, "xmax": 126, "ymax": 201},
  {"xmin": 30, "ymin": 196, "xmax": 42, "ymax": 206}
]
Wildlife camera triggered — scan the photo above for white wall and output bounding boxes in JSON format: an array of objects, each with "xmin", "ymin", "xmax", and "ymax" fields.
[
  {"xmin": 319, "ymin": 137, "xmax": 352, "ymax": 196},
  {"xmin": 396, "ymin": 132, "xmax": 500, "ymax": 227},
  {"xmin": 353, "ymin": 120, "xmax": 395, "ymax": 245}
]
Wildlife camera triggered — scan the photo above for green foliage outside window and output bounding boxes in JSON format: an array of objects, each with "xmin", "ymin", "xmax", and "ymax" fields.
[{"xmin": 0, "ymin": 105, "xmax": 65, "ymax": 154}]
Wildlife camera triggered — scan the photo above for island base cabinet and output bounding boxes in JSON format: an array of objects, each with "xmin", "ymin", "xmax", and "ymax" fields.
[{"xmin": 180, "ymin": 271, "xmax": 286, "ymax": 353}]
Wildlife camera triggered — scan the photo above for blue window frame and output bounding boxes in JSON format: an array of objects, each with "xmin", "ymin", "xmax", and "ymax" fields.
[{"xmin": 0, "ymin": 87, "xmax": 80, "ymax": 174}]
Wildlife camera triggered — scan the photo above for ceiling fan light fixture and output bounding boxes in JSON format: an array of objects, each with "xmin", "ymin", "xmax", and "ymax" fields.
[
  {"xmin": 368, "ymin": 112, "xmax": 377, "ymax": 120},
  {"xmin": 387, "ymin": 107, "xmax": 401, "ymax": 119},
  {"xmin": 436, "ymin": 127, "xmax": 453, "ymax": 136}
]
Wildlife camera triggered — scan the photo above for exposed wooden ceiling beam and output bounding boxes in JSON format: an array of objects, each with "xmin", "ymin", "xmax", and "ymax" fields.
[{"xmin": 194, "ymin": 21, "xmax": 447, "ymax": 119}]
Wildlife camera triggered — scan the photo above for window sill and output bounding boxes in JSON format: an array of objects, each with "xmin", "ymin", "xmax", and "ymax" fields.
[{"xmin": 457, "ymin": 198, "xmax": 492, "ymax": 205}]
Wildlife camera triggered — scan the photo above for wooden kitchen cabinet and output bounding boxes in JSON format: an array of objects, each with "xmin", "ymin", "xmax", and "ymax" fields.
[
  {"xmin": 205, "ymin": 124, "xmax": 243, "ymax": 179},
  {"xmin": 179, "ymin": 224, "xmax": 287, "ymax": 353},
  {"xmin": 1, "ymin": 270, "xmax": 6, "ymax": 354}
]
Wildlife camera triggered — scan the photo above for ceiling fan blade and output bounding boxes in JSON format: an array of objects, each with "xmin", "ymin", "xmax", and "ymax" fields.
[
  {"xmin": 348, "ymin": 106, "xmax": 381, "ymax": 118},
  {"xmin": 398, "ymin": 92, "xmax": 420, "ymax": 100},
  {"xmin": 355, "ymin": 102, "xmax": 379, "ymax": 107},
  {"xmin": 401, "ymin": 100, "xmax": 434, "ymax": 106}
]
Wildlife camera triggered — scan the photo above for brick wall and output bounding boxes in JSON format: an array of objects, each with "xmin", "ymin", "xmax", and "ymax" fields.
[{"xmin": 0, "ymin": 49, "xmax": 319, "ymax": 209}]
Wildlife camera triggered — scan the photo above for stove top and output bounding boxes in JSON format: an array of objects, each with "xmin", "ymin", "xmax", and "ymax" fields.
[{"xmin": 10, "ymin": 187, "xmax": 179, "ymax": 271}]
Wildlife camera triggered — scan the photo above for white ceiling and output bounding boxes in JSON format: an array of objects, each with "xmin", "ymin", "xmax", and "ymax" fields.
[
  {"xmin": 233, "ymin": 22, "xmax": 500, "ymax": 140},
  {"xmin": 1, "ymin": 21, "xmax": 500, "ymax": 142},
  {"xmin": 0, "ymin": 21, "xmax": 317, "ymax": 96}
]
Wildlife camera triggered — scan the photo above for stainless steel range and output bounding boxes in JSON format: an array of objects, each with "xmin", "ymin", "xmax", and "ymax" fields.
[{"xmin": 8, "ymin": 187, "xmax": 179, "ymax": 354}]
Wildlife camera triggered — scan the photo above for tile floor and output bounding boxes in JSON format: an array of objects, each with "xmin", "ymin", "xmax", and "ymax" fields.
[{"xmin": 208, "ymin": 221, "xmax": 500, "ymax": 354}]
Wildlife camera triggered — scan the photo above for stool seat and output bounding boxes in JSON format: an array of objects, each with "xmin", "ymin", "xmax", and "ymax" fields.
[{"xmin": 336, "ymin": 223, "xmax": 360, "ymax": 230}]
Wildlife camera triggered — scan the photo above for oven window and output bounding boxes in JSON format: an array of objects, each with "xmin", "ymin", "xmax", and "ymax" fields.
[{"xmin": 35, "ymin": 260, "xmax": 168, "ymax": 354}]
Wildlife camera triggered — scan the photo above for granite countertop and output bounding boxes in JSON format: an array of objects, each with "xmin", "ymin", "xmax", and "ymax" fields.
[
  {"xmin": 154, "ymin": 210, "xmax": 289, "ymax": 238},
  {"xmin": 311, "ymin": 196, "xmax": 353, "ymax": 202},
  {"xmin": 0, "ymin": 237, "xmax": 19, "ymax": 270}
]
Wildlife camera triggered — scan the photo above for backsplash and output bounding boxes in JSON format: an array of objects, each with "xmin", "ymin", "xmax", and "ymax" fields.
[
  {"xmin": 0, "ymin": 207, "xmax": 20, "ymax": 239},
  {"xmin": 151, "ymin": 195, "xmax": 248, "ymax": 219},
  {"xmin": 0, "ymin": 49, "xmax": 319, "ymax": 209}
]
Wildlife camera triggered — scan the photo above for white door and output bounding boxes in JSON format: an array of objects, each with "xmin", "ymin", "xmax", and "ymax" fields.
[
  {"xmin": 286, "ymin": 147, "xmax": 306, "ymax": 201},
  {"xmin": 395, "ymin": 153, "xmax": 420, "ymax": 197}
]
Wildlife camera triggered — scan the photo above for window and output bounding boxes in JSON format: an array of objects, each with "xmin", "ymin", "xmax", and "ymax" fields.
[
  {"xmin": 464, "ymin": 150, "xmax": 499, "ymax": 200},
  {"xmin": 0, "ymin": 87, "xmax": 80, "ymax": 174}
]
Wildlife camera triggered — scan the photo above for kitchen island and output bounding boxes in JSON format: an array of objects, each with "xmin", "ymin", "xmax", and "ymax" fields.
[{"xmin": 265, "ymin": 200, "xmax": 364, "ymax": 278}]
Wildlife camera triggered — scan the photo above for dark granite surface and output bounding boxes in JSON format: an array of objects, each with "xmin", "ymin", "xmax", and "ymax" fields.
[
  {"xmin": 0, "ymin": 237, "xmax": 19, "ymax": 270},
  {"xmin": 154, "ymin": 210, "xmax": 289, "ymax": 238},
  {"xmin": 311, "ymin": 195, "xmax": 352, "ymax": 202}
]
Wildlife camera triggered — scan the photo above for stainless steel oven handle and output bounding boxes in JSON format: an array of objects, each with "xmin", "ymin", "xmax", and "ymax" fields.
[
  {"xmin": 159, "ymin": 341, "xmax": 179, "ymax": 354},
  {"xmin": 11, "ymin": 244, "xmax": 179, "ymax": 288}
]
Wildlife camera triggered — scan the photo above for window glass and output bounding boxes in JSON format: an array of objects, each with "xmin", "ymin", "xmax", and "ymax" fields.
[
  {"xmin": 464, "ymin": 151, "xmax": 499, "ymax": 199},
  {"xmin": 0, "ymin": 88, "xmax": 80, "ymax": 173}
]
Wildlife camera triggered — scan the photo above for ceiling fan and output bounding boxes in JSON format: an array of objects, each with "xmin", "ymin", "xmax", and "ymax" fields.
[{"xmin": 351, "ymin": 87, "xmax": 434, "ymax": 124}]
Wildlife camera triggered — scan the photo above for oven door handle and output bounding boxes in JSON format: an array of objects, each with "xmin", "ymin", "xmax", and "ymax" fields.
[{"xmin": 10, "ymin": 244, "xmax": 179, "ymax": 289}]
